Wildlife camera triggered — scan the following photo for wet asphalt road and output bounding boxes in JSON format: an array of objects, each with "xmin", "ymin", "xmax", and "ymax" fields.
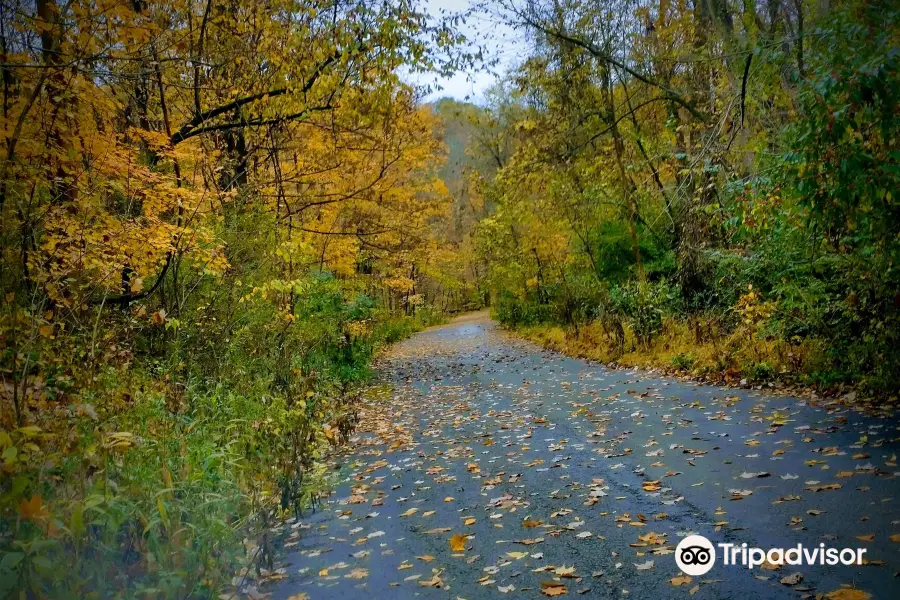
[{"xmin": 270, "ymin": 313, "xmax": 900, "ymax": 600}]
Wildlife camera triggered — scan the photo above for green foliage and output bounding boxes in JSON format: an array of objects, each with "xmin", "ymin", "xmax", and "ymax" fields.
[
  {"xmin": 746, "ymin": 361, "xmax": 776, "ymax": 383},
  {"xmin": 0, "ymin": 291, "xmax": 438, "ymax": 598},
  {"xmin": 610, "ymin": 280, "xmax": 682, "ymax": 347},
  {"xmin": 0, "ymin": 298, "xmax": 440, "ymax": 598},
  {"xmin": 493, "ymin": 291, "xmax": 554, "ymax": 327},
  {"xmin": 474, "ymin": 0, "xmax": 900, "ymax": 395},
  {"xmin": 587, "ymin": 222, "xmax": 675, "ymax": 283},
  {"xmin": 670, "ymin": 353, "xmax": 695, "ymax": 371},
  {"xmin": 1, "ymin": 382, "xmax": 251, "ymax": 599},
  {"xmin": 775, "ymin": 5, "xmax": 900, "ymax": 391},
  {"xmin": 788, "ymin": 6, "xmax": 900, "ymax": 262}
]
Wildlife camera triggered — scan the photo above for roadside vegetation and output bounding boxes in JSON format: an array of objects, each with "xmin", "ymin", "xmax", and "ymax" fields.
[
  {"xmin": 459, "ymin": 1, "xmax": 900, "ymax": 396},
  {"xmin": 0, "ymin": 1, "xmax": 460, "ymax": 597}
]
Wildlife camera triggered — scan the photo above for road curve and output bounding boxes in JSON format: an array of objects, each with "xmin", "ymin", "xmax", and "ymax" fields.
[{"xmin": 271, "ymin": 312, "xmax": 900, "ymax": 600}]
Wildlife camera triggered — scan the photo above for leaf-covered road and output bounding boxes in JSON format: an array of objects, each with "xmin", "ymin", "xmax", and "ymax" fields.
[{"xmin": 271, "ymin": 313, "xmax": 899, "ymax": 600}]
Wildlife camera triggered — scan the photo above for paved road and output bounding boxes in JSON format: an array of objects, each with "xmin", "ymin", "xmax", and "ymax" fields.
[{"xmin": 271, "ymin": 313, "xmax": 899, "ymax": 600}]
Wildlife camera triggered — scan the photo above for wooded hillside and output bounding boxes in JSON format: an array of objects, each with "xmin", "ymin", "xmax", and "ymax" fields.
[{"xmin": 465, "ymin": 0, "xmax": 900, "ymax": 395}]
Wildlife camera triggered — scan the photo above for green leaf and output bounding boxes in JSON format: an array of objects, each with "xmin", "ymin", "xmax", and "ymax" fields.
[{"xmin": 0, "ymin": 552, "xmax": 24, "ymax": 571}]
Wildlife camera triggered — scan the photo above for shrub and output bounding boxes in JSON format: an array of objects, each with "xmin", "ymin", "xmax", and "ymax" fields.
[
  {"xmin": 494, "ymin": 291, "xmax": 554, "ymax": 326},
  {"xmin": 671, "ymin": 353, "xmax": 695, "ymax": 371},
  {"xmin": 610, "ymin": 280, "xmax": 682, "ymax": 347}
]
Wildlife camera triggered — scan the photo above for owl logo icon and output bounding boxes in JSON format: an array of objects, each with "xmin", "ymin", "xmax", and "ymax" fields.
[{"xmin": 676, "ymin": 535, "xmax": 716, "ymax": 576}]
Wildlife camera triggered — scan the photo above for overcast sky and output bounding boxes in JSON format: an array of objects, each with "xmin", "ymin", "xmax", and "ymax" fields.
[{"xmin": 407, "ymin": 0, "xmax": 525, "ymax": 104}]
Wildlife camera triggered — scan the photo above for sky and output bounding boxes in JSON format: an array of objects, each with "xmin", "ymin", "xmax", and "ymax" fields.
[{"xmin": 406, "ymin": 0, "xmax": 525, "ymax": 104}]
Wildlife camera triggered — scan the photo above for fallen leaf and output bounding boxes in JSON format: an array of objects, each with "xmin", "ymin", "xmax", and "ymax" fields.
[
  {"xmin": 419, "ymin": 573, "xmax": 443, "ymax": 588},
  {"xmin": 449, "ymin": 533, "xmax": 468, "ymax": 552},
  {"xmin": 805, "ymin": 483, "xmax": 841, "ymax": 492},
  {"xmin": 823, "ymin": 588, "xmax": 872, "ymax": 600},
  {"xmin": 555, "ymin": 565, "xmax": 577, "ymax": 577},
  {"xmin": 541, "ymin": 581, "xmax": 568, "ymax": 597},
  {"xmin": 424, "ymin": 527, "xmax": 452, "ymax": 534},
  {"xmin": 345, "ymin": 568, "xmax": 368, "ymax": 579},
  {"xmin": 517, "ymin": 537, "xmax": 545, "ymax": 545}
]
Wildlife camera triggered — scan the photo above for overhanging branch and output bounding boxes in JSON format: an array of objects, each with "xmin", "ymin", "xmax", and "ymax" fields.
[
  {"xmin": 170, "ymin": 47, "xmax": 352, "ymax": 145},
  {"xmin": 520, "ymin": 15, "xmax": 708, "ymax": 123}
]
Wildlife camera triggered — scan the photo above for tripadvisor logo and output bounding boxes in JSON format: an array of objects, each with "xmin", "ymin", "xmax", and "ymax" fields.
[
  {"xmin": 676, "ymin": 535, "xmax": 716, "ymax": 576},
  {"xmin": 675, "ymin": 534, "xmax": 868, "ymax": 575}
]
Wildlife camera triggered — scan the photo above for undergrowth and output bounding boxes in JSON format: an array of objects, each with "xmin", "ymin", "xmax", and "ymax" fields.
[
  {"xmin": 0, "ymin": 297, "xmax": 443, "ymax": 599},
  {"xmin": 511, "ymin": 315, "xmax": 837, "ymax": 391}
]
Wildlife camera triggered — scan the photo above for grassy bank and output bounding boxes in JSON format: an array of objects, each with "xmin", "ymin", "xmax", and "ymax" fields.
[{"xmin": 509, "ymin": 314, "xmax": 853, "ymax": 395}]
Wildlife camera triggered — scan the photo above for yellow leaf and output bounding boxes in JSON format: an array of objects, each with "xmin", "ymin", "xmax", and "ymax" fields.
[
  {"xmin": 449, "ymin": 533, "xmax": 467, "ymax": 552},
  {"xmin": 554, "ymin": 565, "xmax": 576, "ymax": 577},
  {"xmin": 540, "ymin": 581, "xmax": 568, "ymax": 596},
  {"xmin": 824, "ymin": 588, "xmax": 872, "ymax": 600},
  {"xmin": 419, "ymin": 572, "xmax": 443, "ymax": 587},
  {"xmin": 345, "ymin": 568, "xmax": 368, "ymax": 579},
  {"xmin": 156, "ymin": 497, "xmax": 169, "ymax": 528}
]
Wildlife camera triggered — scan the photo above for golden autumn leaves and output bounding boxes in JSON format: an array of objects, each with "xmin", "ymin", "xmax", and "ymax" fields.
[{"xmin": 449, "ymin": 533, "xmax": 468, "ymax": 552}]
